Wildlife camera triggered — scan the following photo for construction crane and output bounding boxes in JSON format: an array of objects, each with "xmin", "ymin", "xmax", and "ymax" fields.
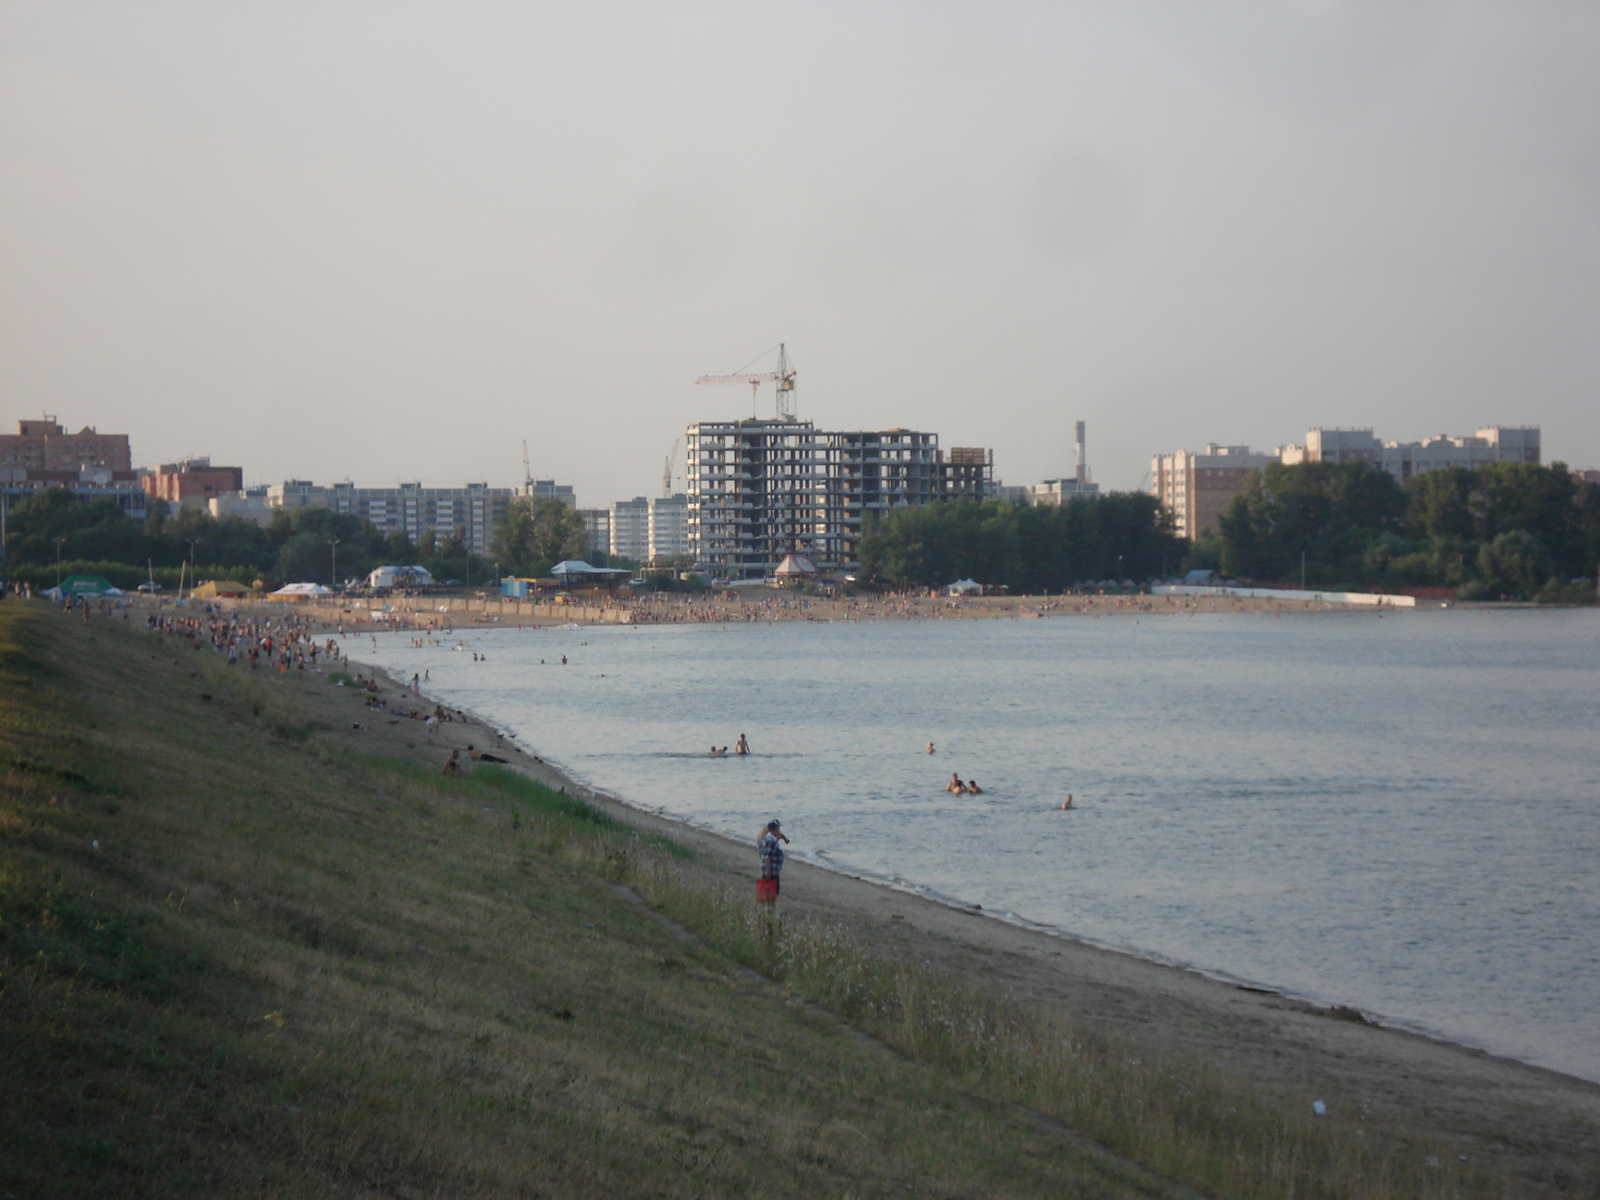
[
  {"xmin": 663, "ymin": 438, "xmax": 678, "ymax": 498},
  {"xmin": 695, "ymin": 343, "xmax": 797, "ymax": 420}
]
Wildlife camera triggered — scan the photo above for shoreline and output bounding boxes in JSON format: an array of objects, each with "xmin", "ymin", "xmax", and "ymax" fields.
[{"xmin": 297, "ymin": 644, "xmax": 1600, "ymax": 1184}]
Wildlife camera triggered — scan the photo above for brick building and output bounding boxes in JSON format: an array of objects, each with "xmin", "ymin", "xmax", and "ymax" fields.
[
  {"xmin": 142, "ymin": 458, "xmax": 245, "ymax": 510},
  {"xmin": 0, "ymin": 419, "xmax": 131, "ymax": 474}
]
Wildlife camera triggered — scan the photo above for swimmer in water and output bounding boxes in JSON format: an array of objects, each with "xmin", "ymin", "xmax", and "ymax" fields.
[
  {"xmin": 945, "ymin": 773, "xmax": 966, "ymax": 793},
  {"xmin": 735, "ymin": 733, "xmax": 750, "ymax": 755},
  {"xmin": 926, "ymin": 742, "xmax": 936, "ymax": 755},
  {"xmin": 1060, "ymin": 795, "xmax": 1074, "ymax": 810},
  {"xmin": 966, "ymin": 780, "xmax": 983, "ymax": 795}
]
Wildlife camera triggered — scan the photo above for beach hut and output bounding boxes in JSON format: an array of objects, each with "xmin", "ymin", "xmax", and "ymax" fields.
[
  {"xmin": 947, "ymin": 578, "xmax": 982, "ymax": 596},
  {"xmin": 773, "ymin": 553, "xmax": 818, "ymax": 580},
  {"xmin": 191, "ymin": 580, "xmax": 251, "ymax": 598}
]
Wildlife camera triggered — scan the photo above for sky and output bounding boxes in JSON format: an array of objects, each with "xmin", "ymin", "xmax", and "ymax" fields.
[{"xmin": 2, "ymin": 1, "xmax": 1597, "ymax": 505}]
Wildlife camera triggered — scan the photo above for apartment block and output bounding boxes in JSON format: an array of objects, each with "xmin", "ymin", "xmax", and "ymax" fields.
[
  {"xmin": 577, "ymin": 508, "xmax": 611, "ymax": 560},
  {"xmin": 648, "ymin": 494, "xmax": 690, "ymax": 564},
  {"xmin": 1278, "ymin": 426, "xmax": 1540, "ymax": 478},
  {"xmin": 609, "ymin": 496, "xmax": 650, "ymax": 563},
  {"xmin": 0, "ymin": 419, "xmax": 131, "ymax": 475},
  {"xmin": 1154, "ymin": 426, "xmax": 1544, "ymax": 541},
  {"xmin": 519, "ymin": 479, "xmax": 576, "ymax": 508},
  {"xmin": 267, "ymin": 480, "xmax": 511, "ymax": 554},
  {"xmin": 687, "ymin": 418, "xmax": 980, "ymax": 578},
  {"xmin": 142, "ymin": 458, "xmax": 245, "ymax": 510},
  {"xmin": 1151, "ymin": 445, "xmax": 1276, "ymax": 540}
]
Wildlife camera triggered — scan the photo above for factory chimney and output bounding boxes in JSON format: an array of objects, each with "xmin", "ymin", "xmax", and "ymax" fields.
[{"xmin": 1074, "ymin": 421, "xmax": 1087, "ymax": 486}]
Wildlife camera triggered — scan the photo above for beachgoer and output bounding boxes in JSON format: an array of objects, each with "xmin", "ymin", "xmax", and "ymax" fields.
[
  {"xmin": 966, "ymin": 780, "xmax": 983, "ymax": 795},
  {"xmin": 946, "ymin": 773, "xmax": 966, "ymax": 793},
  {"xmin": 756, "ymin": 819, "xmax": 788, "ymax": 902},
  {"xmin": 926, "ymin": 742, "xmax": 935, "ymax": 754},
  {"xmin": 467, "ymin": 745, "xmax": 508, "ymax": 764},
  {"xmin": 443, "ymin": 749, "xmax": 462, "ymax": 776},
  {"xmin": 1060, "ymin": 795, "xmax": 1073, "ymax": 810},
  {"xmin": 735, "ymin": 733, "xmax": 750, "ymax": 755}
]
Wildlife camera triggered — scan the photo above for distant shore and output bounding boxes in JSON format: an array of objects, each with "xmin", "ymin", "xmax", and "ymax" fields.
[{"xmin": 201, "ymin": 587, "xmax": 1417, "ymax": 634}]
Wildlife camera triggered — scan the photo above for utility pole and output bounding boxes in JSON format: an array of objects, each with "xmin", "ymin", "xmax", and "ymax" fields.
[
  {"xmin": 55, "ymin": 537, "xmax": 66, "ymax": 587},
  {"xmin": 1301, "ymin": 551, "xmax": 1307, "ymax": 590},
  {"xmin": 184, "ymin": 538, "xmax": 201, "ymax": 598},
  {"xmin": 330, "ymin": 537, "xmax": 341, "ymax": 589}
]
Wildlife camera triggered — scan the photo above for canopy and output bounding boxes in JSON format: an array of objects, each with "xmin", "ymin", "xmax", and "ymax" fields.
[
  {"xmin": 773, "ymin": 553, "xmax": 818, "ymax": 578},
  {"xmin": 947, "ymin": 578, "xmax": 982, "ymax": 596},
  {"xmin": 59, "ymin": 574, "xmax": 117, "ymax": 596},
  {"xmin": 269, "ymin": 582, "xmax": 335, "ymax": 599}
]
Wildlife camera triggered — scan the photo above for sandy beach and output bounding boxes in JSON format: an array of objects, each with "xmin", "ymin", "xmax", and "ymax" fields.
[{"xmin": 272, "ymin": 625, "xmax": 1599, "ymax": 1192}]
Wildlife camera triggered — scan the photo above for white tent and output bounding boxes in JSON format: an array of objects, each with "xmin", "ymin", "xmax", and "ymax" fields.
[
  {"xmin": 270, "ymin": 582, "xmax": 335, "ymax": 598},
  {"xmin": 947, "ymin": 578, "xmax": 982, "ymax": 596}
]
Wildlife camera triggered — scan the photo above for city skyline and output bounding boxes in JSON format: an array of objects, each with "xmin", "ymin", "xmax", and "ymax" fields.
[{"xmin": 3, "ymin": 4, "xmax": 1597, "ymax": 503}]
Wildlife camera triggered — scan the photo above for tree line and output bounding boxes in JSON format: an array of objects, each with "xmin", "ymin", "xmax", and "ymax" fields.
[
  {"xmin": 1212, "ymin": 460, "xmax": 1600, "ymax": 600},
  {"xmin": 856, "ymin": 493, "xmax": 1184, "ymax": 591},
  {"xmin": 0, "ymin": 488, "xmax": 613, "ymax": 591}
]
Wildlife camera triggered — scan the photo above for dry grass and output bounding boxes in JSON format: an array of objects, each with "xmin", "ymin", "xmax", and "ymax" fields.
[
  {"xmin": 0, "ymin": 604, "xmax": 1165, "ymax": 1198},
  {"xmin": 0, "ymin": 603, "xmax": 1532, "ymax": 1198}
]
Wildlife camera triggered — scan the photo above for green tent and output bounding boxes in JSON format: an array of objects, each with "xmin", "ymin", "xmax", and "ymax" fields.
[{"xmin": 59, "ymin": 574, "xmax": 117, "ymax": 596}]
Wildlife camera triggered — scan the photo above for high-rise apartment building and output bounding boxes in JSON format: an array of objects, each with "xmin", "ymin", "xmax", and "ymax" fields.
[
  {"xmin": 609, "ymin": 497, "xmax": 650, "ymax": 563},
  {"xmin": 686, "ymin": 418, "xmax": 989, "ymax": 578},
  {"xmin": 267, "ymin": 480, "xmax": 512, "ymax": 554},
  {"xmin": 648, "ymin": 494, "xmax": 690, "ymax": 564},
  {"xmin": 577, "ymin": 508, "xmax": 611, "ymax": 561}
]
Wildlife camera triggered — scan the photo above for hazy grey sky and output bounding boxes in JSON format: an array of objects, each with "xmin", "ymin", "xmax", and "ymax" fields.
[{"xmin": 3, "ymin": 1, "xmax": 1596, "ymax": 503}]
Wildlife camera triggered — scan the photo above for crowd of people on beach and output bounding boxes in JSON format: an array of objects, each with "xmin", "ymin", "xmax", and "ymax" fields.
[{"xmin": 145, "ymin": 608, "xmax": 341, "ymax": 674}]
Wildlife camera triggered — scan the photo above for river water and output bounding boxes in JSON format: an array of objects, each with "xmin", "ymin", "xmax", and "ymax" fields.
[{"xmin": 350, "ymin": 607, "xmax": 1600, "ymax": 1082}]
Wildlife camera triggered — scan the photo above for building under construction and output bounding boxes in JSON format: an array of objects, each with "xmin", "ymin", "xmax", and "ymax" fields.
[{"xmin": 686, "ymin": 418, "xmax": 993, "ymax": 579}]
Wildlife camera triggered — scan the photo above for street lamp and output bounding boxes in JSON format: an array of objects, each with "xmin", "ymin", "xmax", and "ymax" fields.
[{"xmin": 55, "ymin": 537, "xmax": 67, "ymax": 586}]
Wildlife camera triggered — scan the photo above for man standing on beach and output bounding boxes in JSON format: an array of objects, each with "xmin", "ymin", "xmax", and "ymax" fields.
[{"xmin": 756, "ymin": 820, "xmax": 788, "ymax": 903}]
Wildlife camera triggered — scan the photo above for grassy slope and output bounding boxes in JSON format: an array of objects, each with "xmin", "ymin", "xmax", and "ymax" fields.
[{"xmin": 0, "ymin": 604, "xmax": 1164, "ymax": 1199}]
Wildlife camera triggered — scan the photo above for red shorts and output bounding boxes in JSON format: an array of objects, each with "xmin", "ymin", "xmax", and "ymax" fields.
[{"xmin": 756, "ymin": 877, "xmax": 779, "ymax": 902}]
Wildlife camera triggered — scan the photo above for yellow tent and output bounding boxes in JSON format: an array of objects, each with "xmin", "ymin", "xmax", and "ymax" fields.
[{"xmin": 191, "ymin": 580, "xmax": 251, "ymax": 598}]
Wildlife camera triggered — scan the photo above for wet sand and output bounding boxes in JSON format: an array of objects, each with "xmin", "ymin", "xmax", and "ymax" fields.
[{"xmin": 277, "ymin": 649, "xmax": 1598, "ymax": 1192}]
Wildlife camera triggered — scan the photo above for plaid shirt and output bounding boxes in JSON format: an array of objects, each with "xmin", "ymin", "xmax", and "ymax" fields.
[{"xmin": 758, "ymin": 832, "xmax": 784, "ymax": 879}]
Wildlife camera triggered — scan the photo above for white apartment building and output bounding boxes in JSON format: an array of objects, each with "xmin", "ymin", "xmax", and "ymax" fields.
[
  {"xmin": 1278, "ymin": 427, "xmax": 1540, "ymax": 478},
  {"xmin": 1153, "ymin": 426, "xmax": 1542, "ymax": 542},
  {"xmin": 267, "ymin": 480, "xmax": 512, "ymax": 554},
  {"xmin": 647, "ymin": 494, "xmax": 690, "ymax": 564},
  {"xmin": 609, "ymin": 496, "xmax": 650, "ymax": 563}
]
